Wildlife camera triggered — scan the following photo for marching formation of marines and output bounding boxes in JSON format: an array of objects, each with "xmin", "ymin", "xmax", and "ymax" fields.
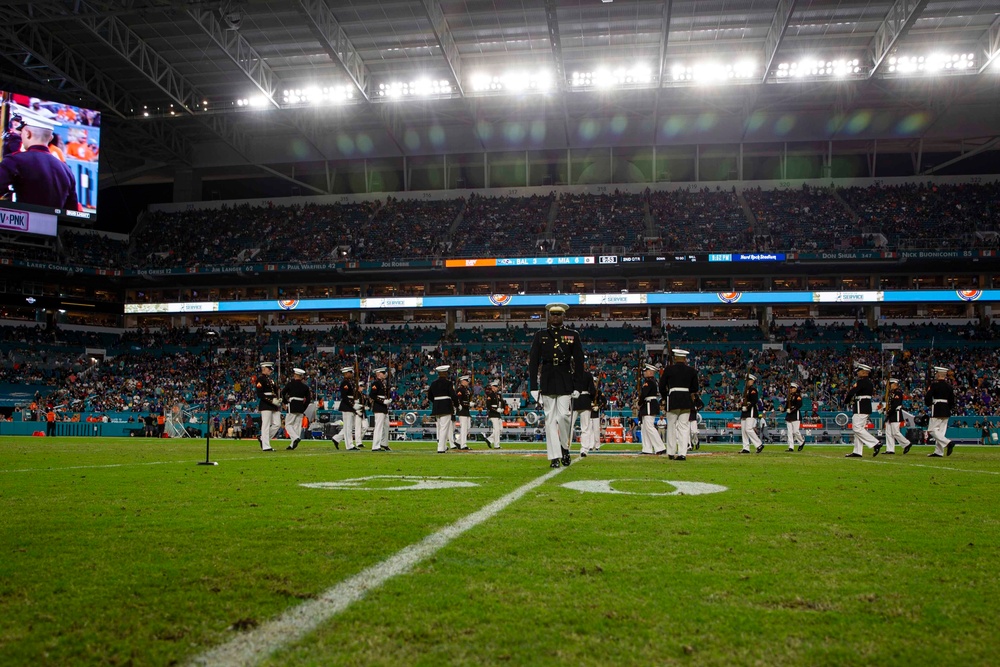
[{"xmin": 245, "ymin": 303, "xmax": 963, "ymax": 464}]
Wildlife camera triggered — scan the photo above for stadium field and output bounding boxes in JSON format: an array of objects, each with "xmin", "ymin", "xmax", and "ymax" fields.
[{"xmin": 2, "ymin": 436, "xmax": 999, "ymax": 666}]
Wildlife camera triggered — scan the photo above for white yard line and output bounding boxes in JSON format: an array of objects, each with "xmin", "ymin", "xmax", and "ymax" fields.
[
  {"xmin": 188, "ymin": 464, "xmax": 567, "ymax": 667},
  {"xmin": 804, "ymin": 452, "xmax": 1000, "ymax": 475}
]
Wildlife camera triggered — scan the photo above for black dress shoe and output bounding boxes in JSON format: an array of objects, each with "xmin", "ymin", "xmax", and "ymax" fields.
[
  {"xmin": 668, "ymin": 455, "xmax": 675, "ymax": 460},
  {"xmin": 459, "ymin": 446, "xmax": 470, "ymax": 450},
  {"xmin": 655, "ymin": 450, "xmax": 666, "ymax": 456},
  {"xmin": 755, "ymin": 444, "xmax": 764, "ymax": 454},
  {"xmin": 739, "ymin": 449, "xmax": 751, "ymax": 454},
  {"xmin": 580, "ymin": 450, "xmax": 587, "ymax": 457},
  {"xmin": 286, "ymin": 445, "xmax": 295, "ymax": 450},
  {"xmin": 675, "ymin": 455, "xmax": 686, "ymax": 461},
  {"xmin": 903, "ymin": 443, "xmax": 911, "ymax": 454},
  {"xmin": 797, "ymin": 443, "xmax": 805, "ymax": 451},
  {"xmin": 382, "ymin": 445, "xmax": 392, "ymax": 452},
  {"xmin": 561, "ymin": 454, "xmax": 571, "ymax": 467},
  {"xmin": 695, "ymin": 443, "xmax": 700, "ymax": 450},
  {"xmin": 332, "ymin": 440, "xmax": 339, "ymax": 450},
  {"xmin": 928, "ymin": 453, "xmax": 943, "ymax": 458},
  {"xmin": 872, "ymin": 442, "xmax": 882, "ymax": 457},
  {"xmin": 262, "ymin": 447, "xmax": 274, "ymax": 452},
  {"xmin": 946, "ymin": 441, "xmax": 955, "ymax": 456},
  {"xmin": 550, "ymin": 459, "xmax": 560, "ymax": 468},
  {"xmin": 845, "ymin": 452, "xmax": 862, "ymax": 458},
  {"xmin": 883, "ymin": 451, "xmax": 895, "ymax": 455}
]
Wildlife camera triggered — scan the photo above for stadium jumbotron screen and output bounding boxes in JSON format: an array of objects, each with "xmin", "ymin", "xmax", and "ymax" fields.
[{"xmin": 0, "ymin": 90, "xmax": 101, "ymax": 233}]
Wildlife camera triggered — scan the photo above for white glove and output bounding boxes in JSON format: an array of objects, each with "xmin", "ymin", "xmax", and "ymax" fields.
[
  {"xmin": 530, "ymin": 390, "xmax": 540, "ymax": 403},
  {"xmin": 571, "ymin": 391, "xmax": 580, "ymax": 399}
]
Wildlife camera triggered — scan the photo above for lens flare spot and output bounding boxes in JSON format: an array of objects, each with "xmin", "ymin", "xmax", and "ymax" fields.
[
  {"xmin": 578, "ymin": 119, "xmax": 599, "ymax": 141},
  {"xmin": 336, "ymin": 134, "xmax": 355, "ymax": 155},
  {"xmin": 503, "ymin": 123, "xmax": 526, "ymax": 142},
  {"xmin": 662, "ymin": 115, "xmax": 688, "ymax": 137},
  {"xmin": 846, "ymin": 110, "xmax": 872, "ymax": 134},
  {"xmin": 774, "ymin": 115, "xmax": 796, "ymax": 135},
  {"xmin": 476, "ymin": 121, "xmax": 494, "ymax": 140},
  {"xmin": 745, "ymin": 112, "xmax": 767, "ymax": 134},
  {"xmin": 356, "ymin": 133, "xmax": 374, "ymax": 154},
  {"xmin": 696, "ymin": 113, "xmax": 718, "ymax": 131},
  {"xmin": 404, "ymin": 129, "xmax": 421, "ymax": 150},
  {"xmin": 428, "ymin": 125, "xmax": 446, "ymax": 147},
  {"xmin": 610, "ymin": 114, "xmax": 628, "ymax": 135},
  {"xmin": 530, "ymin": 120, "xmax": 546, "ymax": 143},
  {"xmin": 290, "ymin": 139, "xmax": 309, "ymax": 159}
]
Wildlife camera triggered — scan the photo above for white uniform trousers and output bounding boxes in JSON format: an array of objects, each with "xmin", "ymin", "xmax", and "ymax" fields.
[
  {"xmin": 436, "ymin": 415, "xmax": 454, "ymax": 452},
  {"xmin": 851, "ymin": 413, "xmax": 879, "ymax": 454},
  {"xmin": 259, "ymin": 410, "xmax": 281, "ymax": 450},
  {"xmin": 488, "ymin": 417, "xmax": 502, "ymax": 449},
  {"xmin": 666, "ymin": 409, "xmax": 689, "ymax": 457},
  {"xmin": 885, "ymin": 421, "xmax": 909, "ymax": 453},
  {"xmin": 353, "ymin": 413, "xmax": 367, "ymax": 447},
  {"xmin": 284, "ymin": 412, "xmax": 304, "ymax": 443},
  {"xmin": 541, "ymin": 394, "xmax": 573, "ymax": 460},
  {"xmin": 458, "ymin": 416, "xmax": 471, "ymax": 448},
  {"xmin": 740, "ymin": 417, "xmax": 761, "ymax": 451},
  {"xmin": 786, "ymin": 420, "xmax": 805, "ymax": 448},
  {"xmin": 577, "ymin": 411, "xmax": 593, "ymax": 452},
  {"xmin": 689, "ymin": 418, "xmax": 699, "ymax": 447},
  {"xmin": 333, "ymin": 412, "xmax": 356, "ymax": 449},
  {"xmin": 641, "ymin": 415, "xmax": 666, "ymax": 454},
  {"xmin": 372, "ymin": 412, "xmax": 389, "ymax": 450},
  {"xmin": 590, "ymin": 414, "xmax": 602, "ymax": 450},
  {"xmin": 928, "ymin": 417, "xmax": 950, "ymax": 455}
]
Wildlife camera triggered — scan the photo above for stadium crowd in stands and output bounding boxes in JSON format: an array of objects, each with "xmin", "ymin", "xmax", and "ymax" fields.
[
  {"xmin": 9, "ymin": 321, "xmax": 1000, "ymax": 431},
  {"xmin": 550, "ymin": 191, "xmax": 647, "ymax": 253},
  {"xmin": 650, "ymin": 187, "xmax": 752, "ymax": 252},
  {"xmin": 3, "ymin": 182, "xmax": 998, "ymax": 271}
]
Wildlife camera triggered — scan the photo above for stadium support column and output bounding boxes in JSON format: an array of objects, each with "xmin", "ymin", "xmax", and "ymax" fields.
[
  {"xmin": 173, "ymin": 168, "xmax": 202, "ymax": 202},
  {"xmin": 872, "ymin": 305, "xmax": 881, "ymax": 326},
  {"xmin": 867, "ymin": 305, "xmax": 877, "ymax": 328}
]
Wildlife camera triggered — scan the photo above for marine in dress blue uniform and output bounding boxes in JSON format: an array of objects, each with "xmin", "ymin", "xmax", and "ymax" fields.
[{"xmin": 0, "ymin": 111, "xmax": 78, "ymax": 211}]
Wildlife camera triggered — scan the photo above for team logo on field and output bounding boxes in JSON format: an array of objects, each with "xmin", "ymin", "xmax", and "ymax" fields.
[
  {"xmin": 717, "ymin": 292, "xmax": 742, "ymax": 304},
  {"xmin": 957, "ymin": 289, "xmax": 982, "ymax": 302},
  {"xmin": 489, "ymin": 294, "xmax": 513, "ymax": 307},
  {"xmin": 302, "ymin": 476, "xmax": 483, "ymax": 491},
  {"xmin": 278, "ymin": 299, "xmax": 300, "ymax": 310},
  {"xmin": 561, "ymin": 479, "xmax": 728, "ymax": 496}
]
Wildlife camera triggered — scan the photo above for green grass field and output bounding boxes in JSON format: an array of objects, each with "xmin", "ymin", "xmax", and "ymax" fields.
[{"xmin": 2, "ymin": 436, "xmax": 999, "ymax": 666}]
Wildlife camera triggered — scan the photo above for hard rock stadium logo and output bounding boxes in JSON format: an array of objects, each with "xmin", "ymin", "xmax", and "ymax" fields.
[
  {"xmin": 489, "ymin": 294, "xmax": 513, "ymax": 307},
  {"xmin": 278, "ymin": 299, "xmax": 300, "ymax": 310},
  {"xmin": 717, "ymin": 292, "xmax": 742, "ymax": 304},
  {"xmin": 956, "ymin": 289, "xmax": 982, "ymax": 302}
]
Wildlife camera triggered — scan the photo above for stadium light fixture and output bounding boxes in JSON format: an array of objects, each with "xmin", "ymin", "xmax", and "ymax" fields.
[
  {"xmin": 774, "ymin": 58, "xmax": 864, "ymax": 79},
  {"xmin": 886, "ymin": 52, "xmax": 976, "ymax": 75},
  {"xmin": 279, "ymin": 86, "xmax": 354, "ymax": 105},
  {"xmin": 671, "ymin": 60, "xmax": 757, "ymax": 84},
  {"xmin": 570, "ymin": 65, "xmax": 653, "ymax": 89},
  {"xmin": 376, "ymin": 79, "xmax": 453, "ymax": 99},
  {"xmin": 470, "ymin": 71, "xmax": 554, "ymax": 94}
]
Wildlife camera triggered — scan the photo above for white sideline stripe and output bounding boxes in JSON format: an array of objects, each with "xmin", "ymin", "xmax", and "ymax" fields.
[
  {"xmin": 188, "ymin": 465, "xmax": 565, "ymax": 667},
  {"xmin": 0, "ymin": 451, "xmax": 340, "ymax": 474},
  {"xmin": 804, "ymin": 452, "xmax": 1000, "ymax": 476}
]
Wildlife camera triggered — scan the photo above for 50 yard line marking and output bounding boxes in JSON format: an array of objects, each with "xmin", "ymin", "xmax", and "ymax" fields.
[{"xmin": 188, "ymin": 464, "xmax": 567, "ymax": 667}]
